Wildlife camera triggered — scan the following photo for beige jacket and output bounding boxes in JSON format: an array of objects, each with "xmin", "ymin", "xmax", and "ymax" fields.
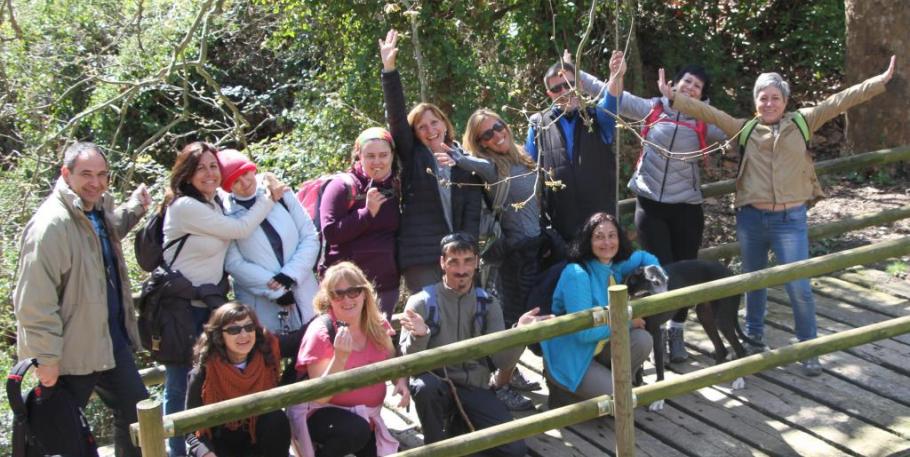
[
  {"xmin": 673, "ymin": 77, "xmax": 887, "ymax": 207},
  {"xmin": 14, "ymin": 178, "xmax": 145, "ymax": 375}
]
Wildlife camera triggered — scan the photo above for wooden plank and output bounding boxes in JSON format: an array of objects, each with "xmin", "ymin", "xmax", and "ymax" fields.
[
  {"xmin": 765, "ymin": 292, "xmax": 910, "ymax": 378},
  {"xmin": 521, "ymin": 351, "xmax": 688, "ymax": 456},
  {"xmin": 836, "ymin": 267, "xmax": 910, "ymax": 300},
  {"xmin": 801, "ymin": 282, "xmax": 910, "ymax": 346},
  {"xmin": 652, "ymin": 357, "xmax": 848, "ymax": 457},
  {"xmin": 811, "ymin": 276, "xmax": 910, "ymax": 318},
  {"xmin": 683, "ymin": 327, "xmax": 910, "ymax": 456}
]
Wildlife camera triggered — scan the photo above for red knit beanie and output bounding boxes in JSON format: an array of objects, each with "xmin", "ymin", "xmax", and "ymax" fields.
[{"xmin": 217, "ymin": 149, "xmax": 257, "ymax": 192}]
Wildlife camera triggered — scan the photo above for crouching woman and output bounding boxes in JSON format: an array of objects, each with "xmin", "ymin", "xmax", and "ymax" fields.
[
  {"xmin": 185, "ymin": 302, "xmax": 294, "ymax": 457},
  {"xmin": 541, "ymin": 212, "xmax": 656, "ymax": 404},
  {"xmin": 287, "ymin": 261, "xmax": 409, "ymax": 457}
]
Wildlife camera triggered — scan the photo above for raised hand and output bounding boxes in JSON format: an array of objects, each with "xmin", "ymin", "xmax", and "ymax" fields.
[
  {"xmin": 657, "ymin": 68, "xmax": 674, "ymax": 100},
  {"xmin": 400, "ymin": 308, "xmax": 429, "ymax": 336},
  {"xmin": 131, "ymin": 183, "xmax": 152, "ymax": 209},
  {"xmin": 364, "ymin": 187, "xmax": 387, "ymax": 216},
  {"xmin": 562, "ymin": 48, "xmax": 573, "ymax": 65},
  {"xmin": 379, "ymin": 29, "xmax": 399, "ymax": 72},
  {"xmin": 880, "ymin": 55, "xmax": 896, "ymax": 84},
  {"xmin": 333, "ymin": 325, "xmax": 354, "ymax": 358},
  {"xmin": 433, "ymin": 151, "xmax": 454, "ymax": 168},
  {"xmin": 608, "ymin": 50, "xmax": 626, "ymax": 79},
  {"xmin": 261, "ymin": 172, "xmax": 288, "ymax": 202}
]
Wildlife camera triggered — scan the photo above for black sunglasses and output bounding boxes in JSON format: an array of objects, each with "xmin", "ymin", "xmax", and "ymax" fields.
[
  {"xmin": 548, "ymin": 81, "xmax": 574, "ymax": 94},
  {"xmin": 476, "ymin": 121, "xmax": 507, "ymax": 143},
  {"xmin": 222, "ymin": 323, "xmax": 256, "ymax": 336},
  {"xmin": 331, "ymin": 286, "xmax": 365, "ymax": 300}
]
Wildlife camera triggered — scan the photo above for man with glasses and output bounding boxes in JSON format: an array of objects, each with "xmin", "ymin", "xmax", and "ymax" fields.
[
  {"xmin": 14, "ymin": 142, "xmax": 151, "ymax": 456},
  {"xmin": 526, "ymin": 60, "xmax": 619, "ymax": 243},
  {"xmin": 399, "ymin": 233, "xmax": 549, "ymax": 456}
]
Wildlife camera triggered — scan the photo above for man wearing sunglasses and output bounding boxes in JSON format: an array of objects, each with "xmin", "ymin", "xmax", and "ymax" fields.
[
  {"xmin": 525, "ymin": 59, "xmax": 620, "ymax": 244},
  {"xmin": 14, "ymin": 142, "xmax": 152, "ymax": 457},
  {"xmin": 399, "ymin": 233, "xmax": 550, "ymax": 456}
]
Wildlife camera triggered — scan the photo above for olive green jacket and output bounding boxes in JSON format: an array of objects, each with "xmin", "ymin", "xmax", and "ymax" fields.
[{"xmin": 14, "ymin": 178, "xmax": 145, "ymax": 375}]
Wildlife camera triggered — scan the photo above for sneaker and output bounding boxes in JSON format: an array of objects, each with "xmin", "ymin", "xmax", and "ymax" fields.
[
  {"xmin": 495, "ymin": 385, "xmax": 535, "ymax": 411},
  {"xmin": 509, "ymin": 369, "xmax": 541, "ymax": 392},
  {"xmin": 801, "ymin": 356, "xmax": 822, "ymax": 377},
  {"xmin": 668, "ymin": 327, "xmax": 689, "ymax": 363},
  {"xmin": 743, "ymin": 333, "xmax": 769, "ymax": 355}
]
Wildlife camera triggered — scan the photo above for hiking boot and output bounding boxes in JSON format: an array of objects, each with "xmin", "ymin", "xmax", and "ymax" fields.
[
  {"xmin": 743, "ymin": 333, "xmax": 769, "ymax": 355},
  {"xmin": 668, "ymin": 327, "xmax": 689, "ymax": 363},
  {"xmin": 509, "ymin": 369, "xmax": 541, "ymax": 392},
  {"xmin": 495, "ymin": 385, "xmax": 535, "ymax": 411},
  {"xmin": 801, "ymin": 357, "xmax": 822, "ymax": 377}
]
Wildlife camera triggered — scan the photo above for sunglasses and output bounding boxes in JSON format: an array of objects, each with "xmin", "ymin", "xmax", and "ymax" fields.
[
  {"xmin": 476, "ymin": 121, "xmax": 507, "ymax": 143},
  {"xmin": 548, "ymin": 81, "xmax": 574, "ymax": 94},
  {"xmin": 331, "ymin": 286, "xmax": 365, "ymax": 300},
  {"xmin": 222, "ymin": 323, "xmax": 256, "ymax": 336}
]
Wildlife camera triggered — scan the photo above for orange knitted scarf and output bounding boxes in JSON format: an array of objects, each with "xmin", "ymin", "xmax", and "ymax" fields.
[{"xmin": 197, "ymin": 333, "xmax": 280, "ymax": 443}]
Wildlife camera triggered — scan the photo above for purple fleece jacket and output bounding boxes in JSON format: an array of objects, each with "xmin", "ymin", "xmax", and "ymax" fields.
[{"xmin": 319, "ymin": 162, "xmax": 400, "ymax": 292}]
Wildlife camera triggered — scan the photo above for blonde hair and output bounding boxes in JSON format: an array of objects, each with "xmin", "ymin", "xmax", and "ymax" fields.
[
  {"xmin": 462, "ymin": 108, "xmax": 536, "ymax": 179},
  {"xmin": 312, "ymin": 262, "xmax": 393, "ymax": 355},
  {"xmin": 407, "ymin": 103, "xmax": 456, "ymax": 146}
]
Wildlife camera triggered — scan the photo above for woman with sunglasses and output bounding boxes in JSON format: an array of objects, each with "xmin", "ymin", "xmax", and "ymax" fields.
[
  {"xmin": 319, "ymin": 127, "xmax": 400, "ymax": 318},
  {"xmin": 161, "ymin": 141, "xmax": 284, "ymax": 456},
  {"xmin": 287, "ymin": 262, "xmax": 408, "ymax": 457},
  {"xmin": 379, "ymin": 29, "xmax": 482, "ymax": 294},
  {"xmin": 185, "ymin": 302, "xmax": 294, "ymax": 457}
]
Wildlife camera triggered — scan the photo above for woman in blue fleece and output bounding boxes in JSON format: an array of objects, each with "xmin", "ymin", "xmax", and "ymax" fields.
[{"xmin": 541, "ymin": 212, "xmax": 656, "ymax": 399}]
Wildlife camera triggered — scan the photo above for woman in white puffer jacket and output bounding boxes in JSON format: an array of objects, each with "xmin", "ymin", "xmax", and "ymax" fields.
[{"xmin": 220, "ymin": 149, "xmax": 320, "ymax": 333}]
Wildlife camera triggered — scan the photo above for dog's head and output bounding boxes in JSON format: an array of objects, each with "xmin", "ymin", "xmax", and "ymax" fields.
[{"xmin": 624, "ymin": 265, "xmax": 669, "ymax": 299}]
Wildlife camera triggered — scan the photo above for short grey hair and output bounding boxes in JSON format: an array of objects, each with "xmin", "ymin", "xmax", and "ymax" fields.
[
  {"xmin": 62, "ymin": 142, "xmax": 108, "ymax": 171},
  {"xmin": 753, "ymin": 72, "xmax": 790, "ymax": 100}
]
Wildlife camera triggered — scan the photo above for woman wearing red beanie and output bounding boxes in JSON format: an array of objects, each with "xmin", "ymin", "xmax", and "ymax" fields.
[
  {"xmin": 219, "ymin": 149, "xmax": 321, "ymax": 335},
  {"xmin": 319, "ymin": 127, "xmax": 401, "ymax": 317}
]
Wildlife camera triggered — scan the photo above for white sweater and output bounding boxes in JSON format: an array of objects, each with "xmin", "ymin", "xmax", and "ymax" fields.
[{"xmin": 162, "ymin": 189, "xmax": 274, "ymax": 301}]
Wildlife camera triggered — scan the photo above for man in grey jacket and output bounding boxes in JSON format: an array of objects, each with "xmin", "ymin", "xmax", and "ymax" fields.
[
  {"xmin": 14, "ymin": 142, "xmax": 151, "ymax": 457},
  {"xmin": 399, "ymin": 232, "xmax": 548, "ymax": 456}
]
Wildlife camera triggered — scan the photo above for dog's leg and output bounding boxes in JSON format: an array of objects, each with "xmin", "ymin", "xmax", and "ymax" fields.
[
  {"xmin": 695, "ymin": 302, "xmax": 727, "ymax": 364},
  {"xmin": 716, "ymin": 296, "xmax": 747, "ymax": 390},
  {"xmin": 645, "ymin": 315, "xmax": 671, "ymax": 412}
]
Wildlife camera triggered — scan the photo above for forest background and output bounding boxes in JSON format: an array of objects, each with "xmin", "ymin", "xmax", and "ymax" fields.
[{"xmin": 0, "ymin": 0, "xmax": 907, "ymax": 450}]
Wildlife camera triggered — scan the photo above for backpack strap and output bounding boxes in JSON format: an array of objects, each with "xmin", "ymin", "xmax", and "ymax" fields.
[
  {"xmin": 474, "ymin": 288, "xmax": 491, "ymax": 336},
  {"xmin": 792, "ymin": 111, "xmax": 811, "ymax": 145},
  {"xmin": 162, "ymin": 234, "xmax": 190, "ymax": 271},
  {"xmin": 422, "ymin": 285, "xmax": 441, "ymax": 336}
]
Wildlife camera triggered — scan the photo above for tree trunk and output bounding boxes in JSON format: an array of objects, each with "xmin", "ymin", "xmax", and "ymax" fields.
[{"xmin": 844, "ymin": 0, "xmax": 909, "ymax": 154}]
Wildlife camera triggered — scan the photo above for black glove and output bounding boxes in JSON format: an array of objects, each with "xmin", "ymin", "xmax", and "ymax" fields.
[
  {"xmin": 276, "ymin": 290, "xmax": 296, "ymax": 307},
  {"xmin": 272, "ymin": 273, "xmax": 296, "ymax": 290}
]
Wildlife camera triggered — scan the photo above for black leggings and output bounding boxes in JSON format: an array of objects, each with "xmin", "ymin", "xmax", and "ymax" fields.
[
  {"xmin": 307, "ymin": 406, "xmax": 377, "ymax": 457},
  {"xmin": 634, "ymin": 196, "xmax": 705, "ymax": 323},
  {"xmin": 207, "ymin": 410, "xmax": 291, "ymax": 457},
  {"xmin": 498, "ymin": 237, "xmax": 543, "ymax": 327}
]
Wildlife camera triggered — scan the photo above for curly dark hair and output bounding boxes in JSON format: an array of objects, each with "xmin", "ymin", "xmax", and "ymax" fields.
[
  {"xmin": 567, "ymin": 212, "xmax": 633, "ymax": 264},
  {"xmin": 193, "ymin": 302, "xmax": 277, "ymax": 367}
]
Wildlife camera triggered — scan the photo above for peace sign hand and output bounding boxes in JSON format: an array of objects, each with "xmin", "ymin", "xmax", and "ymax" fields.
[
  {"xmin": 657, "ymin": 68, "xmax": 674, "ymax": 101},
  {"xmin": 379, "ymin": 29, "xmax": 399, "ymax": 71}
]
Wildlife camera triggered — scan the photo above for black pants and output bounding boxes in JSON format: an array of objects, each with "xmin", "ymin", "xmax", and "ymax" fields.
[
  {"xmin": 307, "ymin": 406, "xmax": 377, "ymax": 457},
  {"xmin": 635, "ymin": 196, "xmax": 704, "ymax": 322},
  {"xmin": 410, "ymin": 373, "xmax": 527, "ymax": 457},
  {"xmin": 207, "ymin": 410, "xmax": 290, "ymax": 457},
  {"xmin": 498, "ymin": 237, "xmax": 543, "ymax": 327},
  {"xmin": 61, "ymin": 345, "xmax": 148, "ymax": 457}
]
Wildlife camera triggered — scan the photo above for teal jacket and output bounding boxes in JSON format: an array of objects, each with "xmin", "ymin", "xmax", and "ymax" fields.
[{"xmin": 541, "ymin": 250, "xmax": 659, "ymax": 392}]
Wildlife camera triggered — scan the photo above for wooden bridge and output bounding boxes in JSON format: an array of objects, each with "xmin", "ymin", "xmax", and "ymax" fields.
[{"xmin": 381, "ymin": 266, "xmax": 910, "ymax": 457}]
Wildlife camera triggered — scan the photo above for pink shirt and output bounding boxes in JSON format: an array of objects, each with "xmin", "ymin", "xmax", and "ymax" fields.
[{"xmin": 296, "ymin": 316, "xmax": 392, "ymax": 407}]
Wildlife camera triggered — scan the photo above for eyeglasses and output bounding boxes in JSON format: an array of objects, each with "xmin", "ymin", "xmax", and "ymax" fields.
[
  {"xmin": 330, "ymin": 286, "xmax": 365, "ymax": 300},
  {"xmin": 548, "ymin": 81, "xmax": 574, "ymax": 94},
  {"xmin": 476, "ymin": 121, "xmax": 507, "ymax": 143},
  {"xmin": 222, "ymin": 323, "xmax": 256, "ymax": 336}
]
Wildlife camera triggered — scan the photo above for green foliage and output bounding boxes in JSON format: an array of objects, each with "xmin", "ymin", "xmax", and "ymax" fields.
[{"xmin": 885, "ymin": 260, "xmax": 908, "ymax": 277}]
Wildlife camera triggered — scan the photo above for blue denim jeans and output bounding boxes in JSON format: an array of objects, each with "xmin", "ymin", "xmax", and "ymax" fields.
[
  {"xmin": 736, "ymin": 205, "xmax": 817, "ymax": 342},
  {"xmin": 164, "ymin": 306, "xmax": 211, "ymax": 456}
]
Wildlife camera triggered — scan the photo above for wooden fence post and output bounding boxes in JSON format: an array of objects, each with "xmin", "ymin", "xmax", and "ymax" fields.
[
  {"xmin": 609, "ymin": 285, "xmax": 635, "ymax": 457},
  {"xmin": 135, "ymin": 399, "xmax": 167, "ymax": 457}
]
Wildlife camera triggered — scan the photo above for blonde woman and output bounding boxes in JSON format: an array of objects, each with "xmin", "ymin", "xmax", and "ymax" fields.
[{"xmin": 287, "ymin": 262, "xmax": 408, "ymax": 457}]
